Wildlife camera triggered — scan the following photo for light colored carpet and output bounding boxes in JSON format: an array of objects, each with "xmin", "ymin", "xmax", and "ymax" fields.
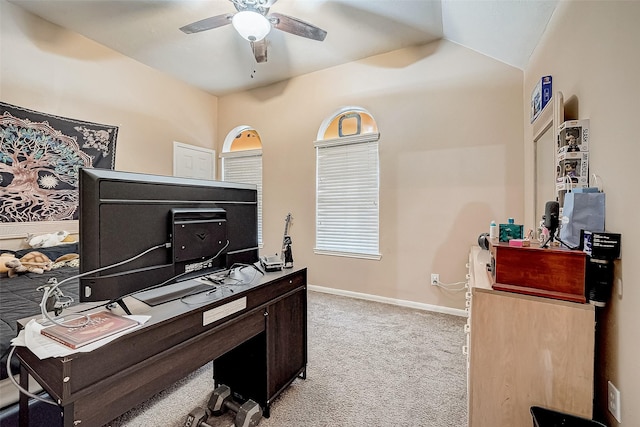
[{"xmin": 105, "ymin": 291, "xmax": 468, "ymax": 427}]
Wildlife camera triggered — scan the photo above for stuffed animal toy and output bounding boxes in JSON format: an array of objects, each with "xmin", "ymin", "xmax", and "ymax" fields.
[
  {"xmin": 4, "ymin": 251, "xmax": 53, "ymax": 277},
  {"xmin": 0, "ymin": 253, "xmax": 19, "ymax": 277},
  {"xmin": 51, "ymin": 253, "xmax": 80, "ymax": 269},
  {"xmin": 27, "ymin": 231, "xmax": 75, "ymax": 248}
]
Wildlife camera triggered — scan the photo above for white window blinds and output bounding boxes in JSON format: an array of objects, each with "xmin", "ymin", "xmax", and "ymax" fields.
[
  {"xmin": 315, "ymin": 136, "xmax": 380, "ymax": 258},
  {"xmin": 222, "ymin": 152, "xmax": 263, "ymax": 245}
]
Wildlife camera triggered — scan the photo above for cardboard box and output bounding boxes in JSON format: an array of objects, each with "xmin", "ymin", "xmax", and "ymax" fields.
[
  {"xmin": 583, "ymin": 231, "xmax": 621, "ymax": 259},
  {"xmin": 558, "ymin": 119, "xmax": 589, "ymax": 154},
  {"xmin": 508, "ymin": 239, "xmax": 530, "ymax": 247},
  {"xmin": 499, "ymin": 223, "xmax": 523, "ymax": 242},
  {"xmin": 530, "ymin": 75, "xmax": 552, "ymax": 123}
]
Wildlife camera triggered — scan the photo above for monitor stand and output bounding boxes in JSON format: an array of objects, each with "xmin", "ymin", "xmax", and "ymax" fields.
[
  {"xmin": 113, "ymin": 299, "xmax": 132, "ymax": 315},
  {"xmin": 133, "ymin": 280, "xmax": 214, "ymax": 306}
]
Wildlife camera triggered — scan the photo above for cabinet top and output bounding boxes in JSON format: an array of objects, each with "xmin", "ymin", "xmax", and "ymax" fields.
[
  {"xmin": 490, "ymin": 239, "xmax": 586, "ymax": 258},
  {"xmin": 469, "ymin": 246, "xmax": 593, "ymax": 310}
]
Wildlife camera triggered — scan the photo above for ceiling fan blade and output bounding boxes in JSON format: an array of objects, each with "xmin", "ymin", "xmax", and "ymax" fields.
[
  {"xmin": 251, "ymin": 39, "xmax": 268, "ymax": 63},
  {"xmin": 180, "ymin": 14, "xmax": 233, "ymax": 34},
  {"xmin": 269, "ymin": 12, "xmax": 327, "ymax": 41}
]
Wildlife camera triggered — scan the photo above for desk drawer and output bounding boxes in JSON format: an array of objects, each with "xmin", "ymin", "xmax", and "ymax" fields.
[{"xmin": 247, "ymin": 270, "xmax": 306, "ymax": 310}]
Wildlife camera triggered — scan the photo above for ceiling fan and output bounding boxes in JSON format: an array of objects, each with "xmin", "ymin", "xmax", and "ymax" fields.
[{"xmin": 180, "ymin": 0, "xmax": 327, "ymax": 64}]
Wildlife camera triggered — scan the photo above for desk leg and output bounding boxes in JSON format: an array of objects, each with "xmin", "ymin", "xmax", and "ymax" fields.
[
  {"xmin": 19, "ymin": 364, "xmax": 29, "ymax": 427},
  {"xmin": 62, "ymin": 403, "xmax": 74, "ymax": 427}
]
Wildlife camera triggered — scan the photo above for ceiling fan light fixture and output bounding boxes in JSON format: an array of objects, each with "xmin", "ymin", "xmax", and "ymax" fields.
[{"xmin": 232, "ymin": 10, "xmax": 271, "ymax": 42}]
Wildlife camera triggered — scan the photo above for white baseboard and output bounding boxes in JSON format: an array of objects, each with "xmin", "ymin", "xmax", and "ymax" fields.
[{"xmin": 307, "ymin": 284, "xmax": 468, "ymax": 317}]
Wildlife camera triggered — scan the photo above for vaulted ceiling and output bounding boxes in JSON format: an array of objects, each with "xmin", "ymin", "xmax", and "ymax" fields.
[{"xmin": 8, "ymin": 0, "xmax": 558, "ymax": 96}]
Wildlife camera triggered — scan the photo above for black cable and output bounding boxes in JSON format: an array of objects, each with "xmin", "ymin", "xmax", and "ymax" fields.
[
  {"xmin": 103, "ymin": 240, "xmax": 231, "ymax": 308},
  {"xmin": 230, "ymin": 263, "xmax": 264, "ymax": 276},
  {"xmin": 180, "ymin": 262, "xmax": 262, "ymax": 305},
  {"xmin": 223, "ymin": 263, "xmax": 263, "ymax": 286}
]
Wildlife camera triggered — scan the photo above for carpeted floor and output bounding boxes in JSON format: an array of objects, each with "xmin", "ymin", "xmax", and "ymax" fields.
[{"xmin": 105, "ymin": 291, "xmax": 468, "ymax": 427}]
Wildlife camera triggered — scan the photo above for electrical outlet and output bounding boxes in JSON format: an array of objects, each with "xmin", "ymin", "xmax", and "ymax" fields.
[
  {"xmin": 431, "ymin": 274, "xmax": 439, "ymax": 285},
  {"xmin": 608, "ymin": 380, "xmax": 622, "ymax": 422}
]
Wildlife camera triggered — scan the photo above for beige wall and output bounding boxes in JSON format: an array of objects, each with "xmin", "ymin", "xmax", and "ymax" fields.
[
  {"xmin": 524, "ymin": 1, "xmax": 640, "ymax": 425},
  {"xmin": 0, "ymin": 0, "xmax": 218, "ymax": 176},
  {"xmin": 218, "ymin": 40, "xmax": 524, "ymax": 311}
]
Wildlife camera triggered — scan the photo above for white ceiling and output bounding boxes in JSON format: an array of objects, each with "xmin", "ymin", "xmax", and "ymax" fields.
[{"xmin": 8, "ymin": 0, "xmax": 558, "ymax": 96}]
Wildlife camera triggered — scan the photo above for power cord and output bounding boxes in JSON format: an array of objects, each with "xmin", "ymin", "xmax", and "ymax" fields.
[
  {"xmin": 180, "ymin": 261, "xmax": 263, "ymax": 306},
  {"xmin": 85, "ymin": 239, "xmax": 231, "ymax": 308},
  {"xmin": 432, "ymin": 276, "xmax": 469, "ymax": 292},
  {"xmin": 6, "ymin": 242, "xmax": 173, "ymax": 405},
  {"xmin": 39, "ymin": 242, "xmax": 171, "ymax": 328},
  {"xmin": 6, "ymin": 345, "xmax": 57, "ymax": 406},
  {"xmin": 10, "ymin": 240, "xmax": 230, "ymax": 404}
]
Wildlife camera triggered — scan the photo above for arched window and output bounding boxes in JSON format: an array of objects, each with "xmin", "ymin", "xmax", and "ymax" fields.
[
  {"xmin": 315, "ymin": 107, "xmax": 380, "ymax": 259},
  {"xmin": 221, "ymin": 126, "xmax": 263, "ymax": 245}
]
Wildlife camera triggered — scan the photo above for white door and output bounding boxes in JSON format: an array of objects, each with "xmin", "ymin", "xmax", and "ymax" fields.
[{"xmin": 173, "ymin": 142, "xmax": 215, "ymax": 180}]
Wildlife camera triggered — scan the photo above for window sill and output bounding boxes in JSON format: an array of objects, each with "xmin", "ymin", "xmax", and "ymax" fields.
[{"xmin": 313, "ymin": 249, "xmax": 381, "ymax": 260}]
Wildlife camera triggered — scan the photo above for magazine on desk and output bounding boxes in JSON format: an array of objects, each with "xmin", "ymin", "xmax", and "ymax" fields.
[{"xmin": 40, "ymin": 310, "xmax": 139, "ymax": 349}]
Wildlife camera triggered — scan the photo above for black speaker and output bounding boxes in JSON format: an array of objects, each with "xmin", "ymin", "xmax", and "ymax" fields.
[
  {"xmin": 586, "ymin": 257, "xmax": 614, "ymax": 307},
  {"xmin": 543, "ymin": 201, "xmax": 559, "ymax": 230},
  {"xmin": 478, "ymin": 232, "xmax": 490, "ymax": 250}
]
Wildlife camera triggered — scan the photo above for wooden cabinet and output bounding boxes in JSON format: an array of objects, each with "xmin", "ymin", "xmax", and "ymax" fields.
[
  {"xmin": 213, "ymin": 269, "xmax": 307, "ymax": 417},
  {"xmin": 467, "ymin": 247, "xmax": 595, "ymax": 427},
  {"xmin": 490, "ymin": 241, "xmax": 587, "ymax": 303},
  {"xmin": 267, "ymin": 285, "xmax": 307, "ymax": 399}
]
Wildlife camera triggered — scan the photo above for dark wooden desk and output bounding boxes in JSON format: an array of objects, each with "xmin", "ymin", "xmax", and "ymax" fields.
[{"xmin": 16, "ymin": 267, "xmax": 307, "ymax": 427}]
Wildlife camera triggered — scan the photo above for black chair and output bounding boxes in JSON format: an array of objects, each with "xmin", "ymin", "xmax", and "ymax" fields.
[{"xmin": 531, "ymin": 406, "xmax": 607, "ymax": 427}]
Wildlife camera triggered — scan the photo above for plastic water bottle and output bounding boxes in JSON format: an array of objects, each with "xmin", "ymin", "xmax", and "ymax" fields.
[{"xmin": 489, "ymin": 220, "xmax": 498, "ymax": 239}]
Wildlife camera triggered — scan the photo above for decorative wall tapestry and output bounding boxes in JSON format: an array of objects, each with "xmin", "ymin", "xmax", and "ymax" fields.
[{"xmin": 0, "ymin": 102, "xmax": 117, "ymax": 222}]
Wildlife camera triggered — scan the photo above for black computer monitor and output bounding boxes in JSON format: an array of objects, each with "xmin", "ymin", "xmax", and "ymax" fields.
[{"xmin": 78, "ymin": 168, "xmax": 258, "ymax": 307}]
